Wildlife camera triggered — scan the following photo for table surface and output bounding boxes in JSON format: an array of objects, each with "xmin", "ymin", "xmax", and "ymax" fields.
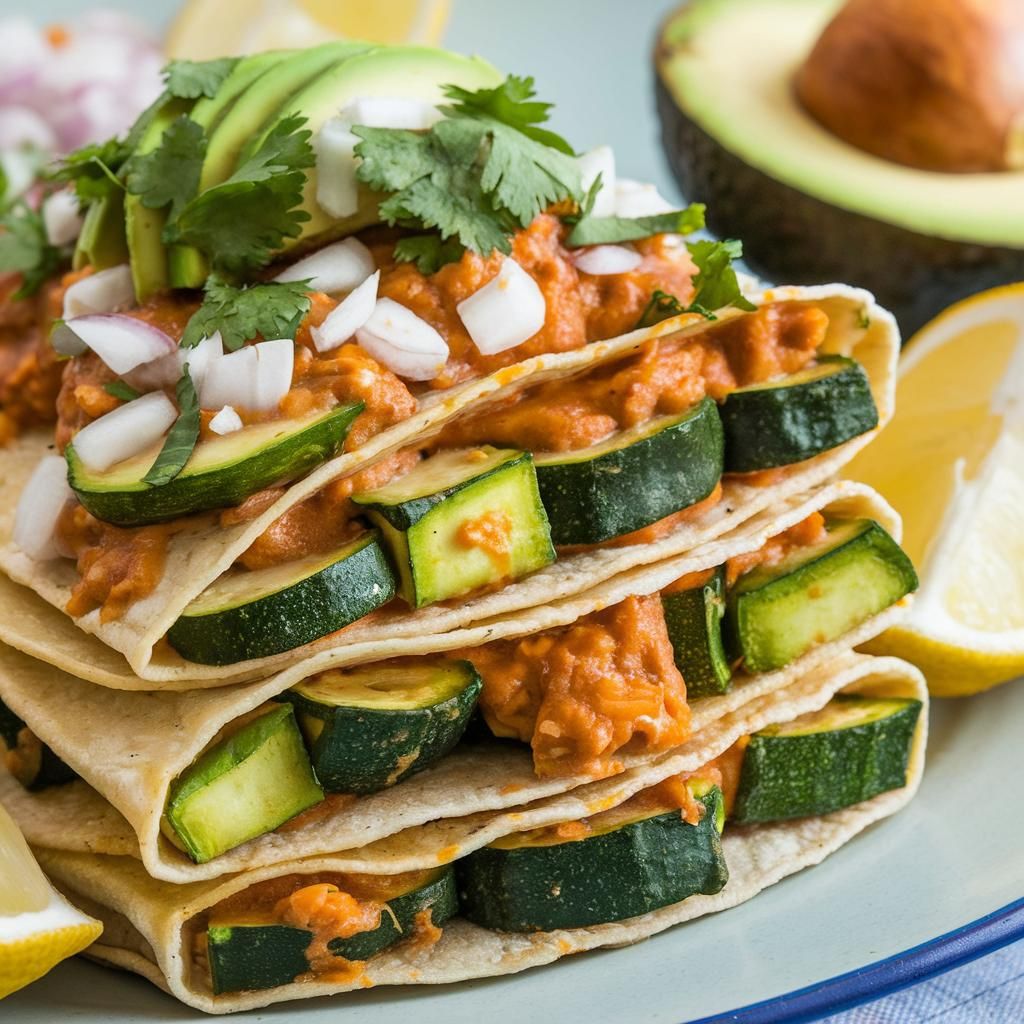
[{"xmin": 1, "ymin": 1, "xmax": 1021, "ymax": 1019}]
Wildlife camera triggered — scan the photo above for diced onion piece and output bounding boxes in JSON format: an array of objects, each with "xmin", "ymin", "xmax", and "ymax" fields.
[
  {"xmin": 356, "ymin": 298, "xmax": 449, "ymax": 381},
  {"xmin": 42, "ymin": 190, "xmax": 83, "ymax": 246},
  {"xmin": 181, "ymin": 332, "xmax": 223, "ymax": 395},
  {"xmin": 209, "ymin": 406, "xmax": 242, "ymax": 436},
  {"xmin": 72, "ymin": 392, "xmax": 177, "ymax": 472},
  {"xmin": 315, "ymin": 117, "xmax": 360, "ymax": 218},
  {"xmin": 253, "ymin": 339, "xmax": 294, "ymax": 412},
  {"xmin": 339, "ymin": 96, "xmax": 441, "ymax": 130},
  {"xmin": 59, "ymin": 313, "xmax": 176, "ymax": 374},
  {"xmin": 577, "ymin": 145, "xmax": 616, "ymax": 217},
  {"xmin": 614, "ymin": 178, "xmax": 675, "ymax": 218},
  {"xmin": 13, "ymin": 455, "xmax": 73, "ymax": 561},
  {"xmin": 61, "ymin": 263, "xmax": 135, "ymax": 321},
  {"xmin": 198, "ymin": 340, "xmax": 294, "ymax": 412},
  {"xmin": 125, "ymin": 330, "xmax": 223, "ymax": 394},
  {"xmin": 573, "ymin": 244, "xmax": 643, "ymax": 276},
  {"xmin": 311, "ymin": 271, "xmax": 380, "ymax": 353},
  {"xmin": 274, "ymin": 238, "xmax": 375, "ymax": 294},
  {"xmin": 456, "ymin": 258, "xmax": 546, "ymax": 356}
]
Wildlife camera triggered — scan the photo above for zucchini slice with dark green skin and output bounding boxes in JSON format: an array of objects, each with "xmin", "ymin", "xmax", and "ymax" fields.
[
  {"xmin": 0, "ymin": 699, "xmax": 78, "ymax": 791},
  {"xmin": 163, "ymin": 704, "xmax": 324, "ymax": 864},
  {"xmin": 352, "ymin": 447, "xmax": 554, "ymax": 608},
  {"xmin": 67, "ymin": 402, "xmax": 363, "ymax": 527},
  {"xmin": 720, "ymin": 356, "xmax": 878, "ymax": 472},
  {"xmin": 533, "ymin": 397, "xmax": 724, "ymax": 545},
  {"xmin": 206, "ymin": 866, "xmax": 458, "ymax": 994},
  {"xmin": 661, "ymin": 565, "xmax": 732, "ymax": 698},
  {"xmin": 167, "ymin": 532, "xmax": 395, "ymax": 665},
  {"xmin": 724, "ymin": 517, "xmax": 918, "ymax": 673},
  {"xmin": 732, "ymin": 695, "xmax": 923, "ymax": 824},
  {"xmin": 457, "ymin": 786, "xmax": 728, "ymax": 932},
  {"xmin": 281, "ymin": 659, "xmax": 482, "ymax": 794}
]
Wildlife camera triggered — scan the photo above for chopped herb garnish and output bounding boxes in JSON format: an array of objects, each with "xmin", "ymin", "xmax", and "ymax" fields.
[
  {"xmin": 51, "ymin": 137, "xmax": 130, "ymax": 204},
  {"xmin": 393, "ymin": 234, "xmax": 468, "ymax": 275},
  {"xmin": 0, "ymin": 201, "xmax": 64, "ymax": 298},
  {"xmin": 181, "ymin": 275, "xmax": 312, "ymax": 351},
  {"xmin": 103, "ymin": 380, "xmax": 141, "ymax": 402},
  {"xmin": 636, "ymin": 290, "xmax": 688, "ymax": 329},
  {"xmin": 566, "ymin": 203, "xmax": 706, "ymax": 248},
  {"xmin": 165, "ymin": 114, "xmax": 314, "ymax": 274},
  {"xmin": 687, "ymin": 239, "xmax": 756, "ymax": 314},
  {"xmin": 164, "ymin": 58, "xmax": 239, "ymax": 100},
  {"xmin": 354, "ymin": 75, "xmax": 581, "ymax": 271},
  {"xmin": 125, "ymin": 116, "xmax": 206, "ymax": 220},
  {"xmin": 142, "ymin": 369, "xmax": 200, "ymax": 487}
]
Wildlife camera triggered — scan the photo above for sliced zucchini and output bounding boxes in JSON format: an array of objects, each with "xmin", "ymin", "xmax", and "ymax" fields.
[
  {"xmin": 661, "ymin": 566, "xmax": 732, "ymax": 698},
  {"xmin": 206, "ymin": 866, "xmax": 457, "ymax": 994},
  {"xmin": 457, "ymin": 786, "xmax": 728, "ymax": 932},
  {"xmin": 167, "ymin": 532, "xmax": 395, "ymax": 666},
  {"xmin": 724, "ymin": 518, "xmax": 918, "ymax": 673},
  {"xmin": 352, "ymin": 447, "xmax": 555, "ymax": 608},
  {"xmin": 163, "ymin": 704, "xmax": 323, "ymax": 863},
  {"xmin": 720, "ymin": 356, "xmax": 879, "ymax": 472},
  {"xmin": 0, "ymin": 699, "xmax": 77, "ymax": 791},
  {"xmin": 67, "ymin": 402, "xmax": 363, "ymax": 527},
  {"xmin": 281, "ymin": 659, "xmax": 482, "ymax": 794},
  {"xmin": 732, "ymin": 695, "xmax": 923, "ymax": 823}
]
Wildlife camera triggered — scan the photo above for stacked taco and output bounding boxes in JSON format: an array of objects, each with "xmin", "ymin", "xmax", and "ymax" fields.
[{"xmin": 0, "ymin": 42, "xmax": 927, "ymax": 1013}]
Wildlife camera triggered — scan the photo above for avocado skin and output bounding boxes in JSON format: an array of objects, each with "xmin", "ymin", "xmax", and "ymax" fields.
[{"xmin": 655, "ymin": 76, "xmax": 1024, "ymax": 339}]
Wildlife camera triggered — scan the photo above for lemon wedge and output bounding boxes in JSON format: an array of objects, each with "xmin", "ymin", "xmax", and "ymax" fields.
[
  {"xmin": 0, "ymin": 801, "xmax": 102, "ymax": 999},
  {"xmin": 846, "ymin": 283, "xmax": 1024, "ymax": 696},
  {"xmin": 166, "ymin": 0, "xmax": 451, "ymax": 60}
]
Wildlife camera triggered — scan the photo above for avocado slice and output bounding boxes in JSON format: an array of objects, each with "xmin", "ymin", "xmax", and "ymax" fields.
[{"xmin": 655, "ymin": 0, "xmax": 1024, "ymax": 336}]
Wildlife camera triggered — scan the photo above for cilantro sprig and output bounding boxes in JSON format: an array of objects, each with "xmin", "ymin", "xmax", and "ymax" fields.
[
  {"xmin": 125, "ymin": 116, "xmax": 206, "ymax": 220},
  {"xmin": 566, "ymin": 203, "xmax": 706, "ymax": 248},
  {"xmin": 142, "ymin": 369, "xmax": 200, "ymax": 487},
  {"xmin": 163, "ymin": 59, "xmax": 239, "ymax": 100},
  {"xmin": 0, "ymin": 201, "xmax": 64, "ymax": 298}
]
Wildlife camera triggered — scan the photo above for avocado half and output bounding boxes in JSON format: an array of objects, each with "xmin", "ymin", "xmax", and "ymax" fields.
[{"xmin": 655, "ymin": 0, "xmax": 1024, "ymax": 337}]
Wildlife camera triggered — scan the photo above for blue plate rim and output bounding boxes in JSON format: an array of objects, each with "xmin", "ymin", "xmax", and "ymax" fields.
[{"xmin": 688, "ymin": 895, "xmax": 1024, "ymax": 1024}]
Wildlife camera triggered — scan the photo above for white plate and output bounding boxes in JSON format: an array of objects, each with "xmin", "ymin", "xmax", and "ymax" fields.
[{"xmin": 7, "ymin": 677, "xmax": 1023, "ymax": 1023}]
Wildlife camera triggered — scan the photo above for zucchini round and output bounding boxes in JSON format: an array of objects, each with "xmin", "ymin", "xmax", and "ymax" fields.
[
  {"xmin": 661, "ymin": 565, "xmax": 732, "ymax": 698},
  {"xmin": 167, "ymin": 531, "xmax": 396, "ymax": 665},
  {"xmin": 533, "ymin": 397, "xmax": 724, "ymax": 546}
]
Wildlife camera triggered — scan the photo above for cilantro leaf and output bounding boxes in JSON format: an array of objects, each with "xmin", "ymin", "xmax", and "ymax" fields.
[
  {"xmin": 51, "ymin": 137, "xmax": 130, "ymax": 204},
  {"xmin": 181, "ymin": 275, "xmax": 312, "ymax": 351},
  {"xmin": 566, "ymin": 203, "xmax": 706, "ymax": 247},
  {"xmin": 124, "ymin": 116, "xmax": 206, "ymax": 220},
  {"xmin": 636, "ymin": 290, "xmax": 687, "ymax": 329},
  {"xmin": 164, "ymin": 58, "xmax": 239, "ymax": 100},
  {"xmin": 394, "ymin": 234, "xmax": 466, "ymax": 274},
  {"xmin": 0, "ymin": 202, "xmax": 63, "ymax": 298},
  {"xmin": 143, "ymin": 369, "xmax": 200, "ymax": 487},
  {"xmin": 687, "ymin": 239, "xmax": 756, "ymax": 313},
  {"xmin": 104, "ymin": 380, "xmax": 141, "ymax": 402},
  {"xmin": 166, "ymin": 114, "xmax": 314, "ymax": 274}
]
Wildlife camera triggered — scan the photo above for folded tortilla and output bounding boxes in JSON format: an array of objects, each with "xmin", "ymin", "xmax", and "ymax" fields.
[
  {"xmin": 0, "ymin": 480, "xmax": 910, "ymax": 883},
  {"xmin": 29, "ymin": 653, "xmax": 927, "ymax": 1013},
  {"xmin": 0, "ymin": 284, "xmax": 897, "ymax": 685}
]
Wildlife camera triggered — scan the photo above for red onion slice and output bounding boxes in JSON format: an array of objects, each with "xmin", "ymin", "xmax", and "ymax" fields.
[
  {"xmin": 577, "ymin": 145, "xmax": 617, "ymax": 217},
  {"xmin": 573, "ymin": 244, "xmax": 644, "ymax": 276},
  {"xmin": 356, "ymin": 298, "xmax": 449, "ymax": 381},
  {"xmin": 42, "ymin": 189, "xmax": 83, "ymax": 247},
  {"xmin": 209, "ymin": 406, "xmax": 242, "ymax": 436},
  {"xmin": 311, "ymin": 270, "xmax": 379, "ymax": 353},
  {"xmin": 13, "ymin": 455, "xmax": 73, "ymax": 561},
  {"xmin": 57, "ymin": 313, "xmax": 176, "ymax": 374},
  {"xmin": 274, "ymin": 238, "xmax": 375, "ymax": 294},
  {"xmin": 72, "ymin": 392, "xmax": 177, "ymax": 472},
  {"xmin": 456, "ymin": 258, "xmax": 547, "ymax": 356},
  {"xmin": 315, "ymin": 117, "xmax": 361, "ymax": 218},
  {"xmin": 61, "ymin": 264, "xmax": 135, "ymax": 321}
]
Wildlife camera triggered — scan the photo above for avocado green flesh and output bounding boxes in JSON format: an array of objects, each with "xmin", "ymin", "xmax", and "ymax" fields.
[
  {"xmin": 163, "ymin": 705, "xmax": 323, "ymax": 864},
  {"xmin": 73, "ymin": 190, "xmax": 128, "ymax": 271},
  {"xmin": 657, "ymin": 0, "xmax": 1024, "ymax": 246}
]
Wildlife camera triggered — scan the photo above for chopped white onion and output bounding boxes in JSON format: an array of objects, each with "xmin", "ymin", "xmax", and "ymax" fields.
[
  {"xmin": 125, "ymin": 331, "xmax": 222, "ymax": 394},
  {"xmin": 339, "ymin": 96, "xmax": 441, "ymax": 130},
  {"xmin": 13, "ymin": 455, "xmax": 73, "ymax": 561},
  {"xmin": 182, "ymin": 332, "xmax": 223, "ymax": 396},
  {"xmin": 311, "ymin": 271, "xmax": 380, "ymax": 353},
  {"xmin": 253, "ymin": 339, "xmax": 295, "ymax": 412},
  {"xmin": 42, "ymin": 190, "xmax": 83, "ymax": 247},
  {"xmin": 274, "ymin": 238, "xmax": 375, "ymax": 294},
  {"xmin": 614, "ymin": 178, "xmax": 675, "ymax": 218},
  {"xmin": 456, "ymin": 259, "xmax": 546, "ymax": 356},
  {"xmin": 199, "ymin": 340, "xmax": 294, "ymax": 412},
  {"xmin": 61, "ymin": 264, "xmax": 135, "ymax": 321},
  {"xmin": 72, "ymin": 392, "xmax": 177, "ymax": 472},
  {"xmin": 573, "ymin": 244, "xmax": 644, "ymax": 276},
  {"xmin": 57, "ymin": 314, "xmax": 175, "ymax": 375},
  {"xmin": 577, "ymin": 146, "xmax": 616, "ymax": 217},
  {"xmin": 356, "ymin": 298, "xmax": 449, "ymax": 381},
  {"xmin": 209, "ymin": 406, "xmax": 243, "ymax": 436},
  {"xmin": 315, "ymin": 118, "xmax": 361, "ymax": 218}
]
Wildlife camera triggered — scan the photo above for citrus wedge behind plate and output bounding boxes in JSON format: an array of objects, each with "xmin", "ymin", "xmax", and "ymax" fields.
[
  {"xmin": 845, "ymin": 283, "xmax": 1024, "ymax": 696},
  {"xmin": 0, "ymin": 800, "xmax": 102, "ymax": 999},
  {"xmin": 166, "ymin": 0, "xmax": 451, "ymax": 59}
]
